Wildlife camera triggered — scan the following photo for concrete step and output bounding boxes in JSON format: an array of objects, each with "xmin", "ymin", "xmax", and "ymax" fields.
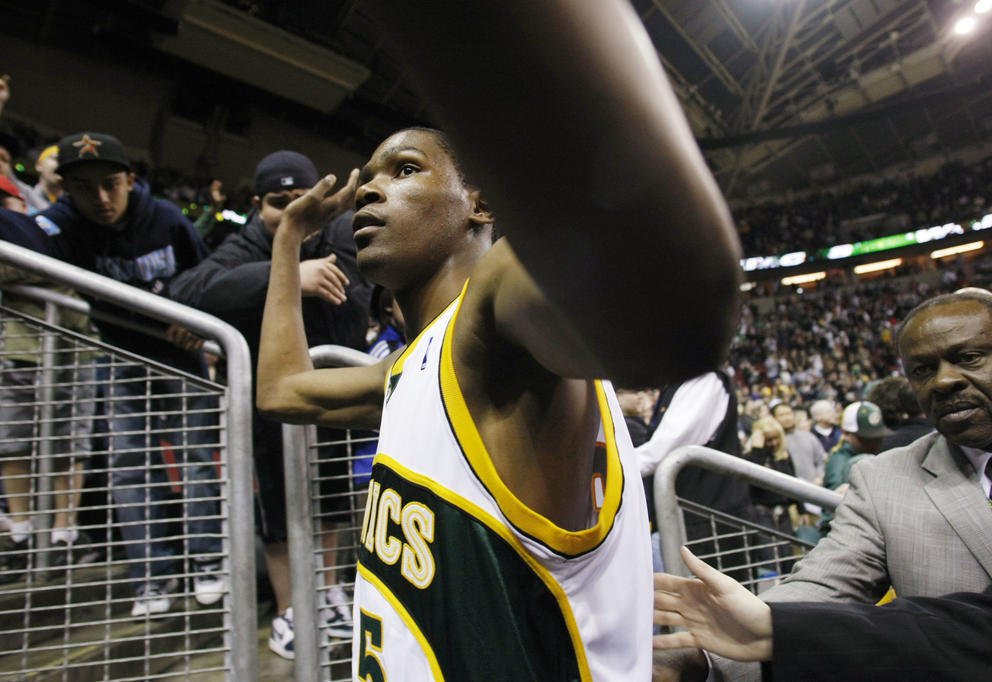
[{"xmin": 0, "ymin": 597, "xmax": 224, "ymax": 681}]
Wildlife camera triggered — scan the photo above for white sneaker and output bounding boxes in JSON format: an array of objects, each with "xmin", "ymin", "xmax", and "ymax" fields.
[
  {"xmin": 269, "ymin": 608, "xmax": 295, "ymax": 660},
  {"xmin": 322, "ymin": 586, "xmax": 354, "ymax": 639},
  {"xmin": 131, "ymin": 578, "xmax": 179, "ymax": 618},
  {"xmin": 193, "ymin": 563, "xmax": 224, "ymax": 606}
]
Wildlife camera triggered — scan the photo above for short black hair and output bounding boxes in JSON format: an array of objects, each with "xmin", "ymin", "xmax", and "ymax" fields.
[
  {"xmin": 866, "ymin": 375, "xmax": 910, "ymax": 429},
  {"xmin": 396, "ymin": 126, "xmax": 499, "ymax": 240},
  {"xmin": 400, "ymin": 127, "xmax": 472, "ymax": 187},
  {"xmin": 895, "ymin": 288, "xmax": 992, "ymax": 347}
]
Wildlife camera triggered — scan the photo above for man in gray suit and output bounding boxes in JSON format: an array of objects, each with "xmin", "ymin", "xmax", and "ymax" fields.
[{"xmin": 667, "ymin": 288, "xmax": 992, "ymax": 681}]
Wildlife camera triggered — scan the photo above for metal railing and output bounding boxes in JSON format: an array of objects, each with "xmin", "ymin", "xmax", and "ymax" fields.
[
  {"xmin": 654, "ymin": 445, "xmax": 843, "ymax": 590},
  {"xmin": 0, "ymin": 241, "xmax": 256, "ymax": 680},
  {"xmin": 283, "ymin": 345, "xmax": 376, "ymax": 682}
]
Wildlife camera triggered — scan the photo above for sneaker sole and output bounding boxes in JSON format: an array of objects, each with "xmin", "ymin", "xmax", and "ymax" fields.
[{"xmin": 268, "ymin": 638, "xmax": 295, "ymax": 660}]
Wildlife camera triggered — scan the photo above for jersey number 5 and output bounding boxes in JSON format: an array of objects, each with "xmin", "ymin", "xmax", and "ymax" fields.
[{"xmin": 358, "ymin": 610, "xmax": 386, "ymax": 682}]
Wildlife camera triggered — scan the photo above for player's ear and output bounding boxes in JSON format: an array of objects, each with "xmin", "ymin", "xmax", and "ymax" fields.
[{"xmin": 468, "ymin": 188, "xmax": 495, "ymax": 228}]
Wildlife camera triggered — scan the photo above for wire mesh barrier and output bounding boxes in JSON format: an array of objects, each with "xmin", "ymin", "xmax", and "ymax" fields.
[
  {"xmin": 282, "ymin": 346, "xmax": 376, "ymax": 682},
  {"xmin": 654, "ymin": 445, "xmax": 844, "ymax": 593},
  {"xmin": 0, "ymin": 243, "xmax": 256, "ymax": 681}
]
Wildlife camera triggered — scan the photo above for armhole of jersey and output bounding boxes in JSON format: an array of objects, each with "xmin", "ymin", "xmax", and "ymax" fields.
[{"xmin": 438, "ymin": 285, "xmax": 624, "ymax": 558}]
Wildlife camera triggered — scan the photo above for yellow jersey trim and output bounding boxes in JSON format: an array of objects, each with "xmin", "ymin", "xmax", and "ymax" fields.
[
  {"xmin": 373, "ymin": 454, "xmax": 592, "ymax": 682},
  {"xmin": 357, "ymin": 560, "xmax": 446, "ymax": 680},
  {"xmin": 384, "ymin": 296, "xmax": 461, "ymax": 395},
  {"xmin": 438, "ymin": 285, "xmax": 624, "ymax": 557}
]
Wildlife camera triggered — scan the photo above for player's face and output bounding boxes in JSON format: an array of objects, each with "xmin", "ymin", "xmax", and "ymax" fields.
[
  {"xmin": 899, "ymin": 300, "xmax": 992, "ymax": 448},
  {"xmin": 62, "ymin": 163, "xmax": 134, "ymax": 228},
  {"xmin": 352, "ymin": 130, "xmax": 476, "ymax": 289},
  {"xmin": 255, "ymin": 188, "xmax": 309, "ymax": 235}
]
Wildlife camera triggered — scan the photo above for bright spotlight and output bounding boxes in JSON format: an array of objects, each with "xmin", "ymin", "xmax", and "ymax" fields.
[
  {"xmin": 954, "ymin": 16, "xmax": 977, "ymax": 34},
  {"xmin": 976, "ymin": 1, "xmax": 992, "ymax": 16}
]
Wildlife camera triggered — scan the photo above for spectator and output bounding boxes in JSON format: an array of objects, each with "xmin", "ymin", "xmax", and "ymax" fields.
[
  {"xmin": 169, "ymin": 149, "xmax": 372, "ymax": 658},
  {"xmin": 0, "ymin": 131, "xmax": 223, "ymax": 617},
  {"xmin": 818, "ymin": 400, "xmax": 893, "ymax": 535},
  {"xmin": 743, "ymin": 417, "xmax": 799, "ymax": 573},
  {"xmin": 0, "ymin": 124, "xmax": 33, "ymax": 204},
  {"xmin": 871, "ymin": 375, "xmax": 935, "ymax": 450},
  {"xmin": 771, "ymin": 402, "xmax": 827, "ymax": 486},
  {"xmin": 25, "ymin": 145, "xmax": 62, "ymax": 212},
  {"xmin": 0, "ymin": 177, "xmax": 99, "ymax": 579},
  {"xmin": 637, "ymin": 370, "xmax": 753, "ymax": 582},
  {"xmin": 365, "ymin": 285, "xmax": 405, "ymax": 360}
]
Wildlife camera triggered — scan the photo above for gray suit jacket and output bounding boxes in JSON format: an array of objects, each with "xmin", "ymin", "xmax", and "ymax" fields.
[{"xmin": 713, "ymin": 431, "xmax": 992, "ymax": 680}]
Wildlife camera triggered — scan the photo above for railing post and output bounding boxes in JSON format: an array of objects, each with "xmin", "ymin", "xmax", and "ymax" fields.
[
  {"xmin": 32, "ymin": 299, "xmax": 60, "ymax": 569},
  {"xmin": 284, "ymin": 422, "xmax": 320, "ymax": 680}
]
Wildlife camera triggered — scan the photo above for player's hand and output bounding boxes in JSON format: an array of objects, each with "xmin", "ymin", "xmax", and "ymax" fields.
[
  {"xmin": 166, "ymin": 324, "xmax": 205, "ymax": 353},
  {"xmin": 653, "ymin": 546, "xmax": 772, "ymax": 662},
  {"xmin": 300, "ymin": 253, "xmax": 349, "ymax": 304},
  {"xmin": 279, "ymin": 169, "xmax": 359, "ymax": 241}
]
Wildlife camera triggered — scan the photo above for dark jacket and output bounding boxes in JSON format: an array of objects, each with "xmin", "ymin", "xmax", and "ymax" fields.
[
  {"xmin": 881, "ymin": 416, "xmax": 934, "ymax": 451},
  {"xmin": 0, "ymin": 180, "xmax": 207, "ymax": 367},
  {"xmin": 168, "ymin": 209, "xmax": 372, "ymax": 360},
  {"xmin": 768, "ymin": 587, "xmax": 992, "ymax": 681}
]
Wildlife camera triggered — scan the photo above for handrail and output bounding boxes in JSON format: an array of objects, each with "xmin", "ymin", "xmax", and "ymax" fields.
[
  {"xmin": 0, "ymin": 239, "xmax": 258, "ymax": 680},
  {"xmin": 283, "ymin": 344, "xmax": 376, "ymax": 680},
  {"xmin": 653, "ymin": 445, "xmax": 843, "ymax": 578},
  {"xmin": 1, "ymin": 283, "xmax": 224, "ymax": 358}
]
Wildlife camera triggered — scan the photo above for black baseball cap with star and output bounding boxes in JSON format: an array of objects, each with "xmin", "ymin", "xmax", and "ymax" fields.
[{"xmin": 56, "ymin": 132, "xmax": 132, "ymax": 175}]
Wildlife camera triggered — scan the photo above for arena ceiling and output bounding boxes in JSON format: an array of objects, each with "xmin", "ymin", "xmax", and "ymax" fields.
[{"xmin": 4, "ymin": 0, "xmax": 992, "ymax": 201}]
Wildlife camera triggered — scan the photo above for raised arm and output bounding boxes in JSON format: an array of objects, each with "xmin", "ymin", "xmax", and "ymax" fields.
[
  {"xmin": 369, "ymin": 0, "xmax": 741, "ymax": 386},
  {"xmin": 256, "ymin": 171, "xmax": 386, "ymax": 429}
]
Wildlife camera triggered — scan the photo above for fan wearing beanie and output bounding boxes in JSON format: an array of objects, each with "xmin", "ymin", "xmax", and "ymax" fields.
[{"xmin": 169, "ymin": 149, "xmax": 372, "ymax": 659}]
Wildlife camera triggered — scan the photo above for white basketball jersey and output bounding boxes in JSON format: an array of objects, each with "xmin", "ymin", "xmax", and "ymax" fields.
[{"xmin": 353, "ymin": 288, "xmax": 653, "ymax": 681}]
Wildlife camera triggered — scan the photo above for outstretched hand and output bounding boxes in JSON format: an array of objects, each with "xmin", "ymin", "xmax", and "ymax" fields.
[
  {"xmin": 279, "ymin": 169, "xmax": 360, "ymax": 241},
  {"xmin": 653, "ymin": 546, "xmax": 773, "ymax": 662}
]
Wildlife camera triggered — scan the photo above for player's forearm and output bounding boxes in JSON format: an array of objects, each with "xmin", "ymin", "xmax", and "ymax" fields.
[
  {"xmin": 256, "ymin": 226, "xmax": 313, "ymax": 416},
  {"xmin": 368, "ymin": 0, "xmax": 741, "ymax": 385}
]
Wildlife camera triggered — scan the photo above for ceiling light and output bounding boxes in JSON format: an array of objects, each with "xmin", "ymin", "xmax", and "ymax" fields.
[
  {"xmin": 781, "ymin": 272, "xmax": 826, "ymax": 286},
  {"xmin": 976, "ymin": 1, "xmax": 991, "ymax": 16},
  {"xmin": 930, "ymin": 241, "xmax": 984, "ymax": 259},
  {"xmin": 854, "ymin": 258, "xmax": 902, "ymax": 275},
  {"xmin": 954, "ymin": 16, "xmax": 977, "ymax": 34}
]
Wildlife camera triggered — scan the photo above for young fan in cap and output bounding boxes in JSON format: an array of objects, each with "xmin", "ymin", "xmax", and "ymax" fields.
[
  {"xmin": 169, "ymin": 150, "xmax": 372, "ymax": 658},
  {"xmin": 819, "ymin": 400, "xmax": 894, "ymax": 534},
  {"xmin": 25, "ymin": 145, "xmax": 62, "ymax": 212},
  {"xmin": 0, "ymin": 131, "xmax": 224, "ymax": 617}
]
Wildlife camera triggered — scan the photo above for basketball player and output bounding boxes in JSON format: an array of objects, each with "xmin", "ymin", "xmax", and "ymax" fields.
[{"xmin": 256, "ymin": 2, "xmax": 742, "ymax": 679}]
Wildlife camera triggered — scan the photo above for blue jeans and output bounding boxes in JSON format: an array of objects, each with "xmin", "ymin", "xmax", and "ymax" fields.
[{"xmin": 107, "ymin": 362, "xmax": 222, "ymax": 584}]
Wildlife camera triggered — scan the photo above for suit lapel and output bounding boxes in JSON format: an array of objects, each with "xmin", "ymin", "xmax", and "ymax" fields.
[{"xmin": 922, "ymin": 437, "xmax": 992, "ymax": 579}]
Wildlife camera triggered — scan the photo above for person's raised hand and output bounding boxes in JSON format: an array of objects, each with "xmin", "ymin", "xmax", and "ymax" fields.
[
  {"xmin": 653, "ymin": 546, "xmax": 773, "ymax": 662},
  {"xmin": 300, "ymin": 253, "xmax": 349, "ymax": 304},
  {"xmin": 279, "ymin": 169, "xmax": 360, "ymax": 242}
]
